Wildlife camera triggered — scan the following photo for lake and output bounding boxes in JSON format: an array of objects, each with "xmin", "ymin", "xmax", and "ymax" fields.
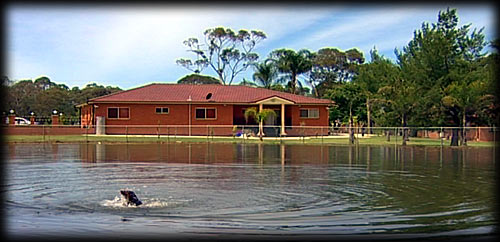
[{"xmin": 3, "ymin": 142, "xmax": 497, "ymax": 240}]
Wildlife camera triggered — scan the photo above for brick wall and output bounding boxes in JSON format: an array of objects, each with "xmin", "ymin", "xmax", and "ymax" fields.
[
  {"xmin": 3, "ymin": 126, "xmax": 95, "ymax": 136},
  {"xmin": 416, "ymin": 128, "xmax": 498, "ymax": 142}
]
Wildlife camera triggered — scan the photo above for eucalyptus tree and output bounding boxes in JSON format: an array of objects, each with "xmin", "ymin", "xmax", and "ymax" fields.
[
  {"xmin": 305, "ymin": 47, "xmax": 364, "ymax": 98},
  {"xmin": 176, "ymin": 27, "xmax": 267, "ymax": 85},
  {"xmin": 269, "ymin": 48, "xmax": 313, "ymax": 94},
  {"xmin": 6, "ymin": 79, "xmax": 39, "ymax": 116}
]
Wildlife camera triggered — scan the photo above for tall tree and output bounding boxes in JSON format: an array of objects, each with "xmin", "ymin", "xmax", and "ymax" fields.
[
  {"xmin": 269, "ymin": 48, "xmax": 313, "ymax": 94},
  {"xmin": 326, "ymin": 82, "xmax": 365, "ymax": 144},
  {"xmin": 307, "ymin": 47, "xmax": 364, "ymax": 98},
  {"xmin": 396, "ymin": 8, "xmax": 488, "ymax": 146},
  {"xmin": 252, "ymin": 59, "xmax": 278, "ymax": 89},
  {"xmin": 353, "ymin": 48, "xmax": 391, "ymax": 132},
  {"xmin": 176, "ymin": 27, "xmax": 266, "ymax": 85}
]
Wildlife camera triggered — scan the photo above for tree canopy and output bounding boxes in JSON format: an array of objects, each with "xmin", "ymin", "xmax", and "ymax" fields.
[
  {"xmin": 177, "ymin": 73, "xmax": 221, "ymax": 85},
  {"xmin": 176, "ymin": 27, "xmax": 266, "ymax": 85},
  {"xmin": 3, "ymin": 78, "xmax": 121, "ymax": 117}
]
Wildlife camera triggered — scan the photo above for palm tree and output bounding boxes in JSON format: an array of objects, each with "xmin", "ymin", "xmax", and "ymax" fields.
[
  {"xmin": 252, "ymin": 59, "xmax": 277, "ymax": 89},
  {"xmin": 244, "ymin": 107, "xmax": 276, "ymax": 141},
  {"xmin": 269, "ymin": 49, "xmax": 313, "ymax": 94}
]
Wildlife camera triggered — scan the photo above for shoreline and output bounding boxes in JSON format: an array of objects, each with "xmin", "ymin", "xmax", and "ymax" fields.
[{"xmin": 4, "ymin": 134, "xmax": 496, "ymax": 147}]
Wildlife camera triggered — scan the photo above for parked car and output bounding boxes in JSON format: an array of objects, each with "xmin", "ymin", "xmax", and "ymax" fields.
[{"xmin": 5, "ymin": 117, "xmax": 31, "ymax": 125}]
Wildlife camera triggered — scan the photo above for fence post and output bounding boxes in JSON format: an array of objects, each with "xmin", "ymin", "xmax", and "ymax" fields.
[
  {"xmin": 395, "ymin": 127, "xmax": 397, "ymax": 146},
  {"xmin": 126, "ymin": 125, "xmax": 128, "ymax": 143},
  {"xmin": 321, "ymin": 127, "xmax": 324, "ymax": 144},
  {"xmin": 242, "ymin": 125, "xmax": 245, "ymax": 143},
  {"xmin": 440, "ymin": 127, "xmax": 443, "ymax": 147}
]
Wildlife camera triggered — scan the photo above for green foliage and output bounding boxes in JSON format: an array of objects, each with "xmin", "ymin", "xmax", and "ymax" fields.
[
  {"xmin": 252, "ymin": 59, "xmax": 278, "ymax": 89},
  {"xmin": 325, "ymin": 82, "xmax": 365, "ymax": 124},
  {"xmin": 243, "ymin": 107, "xmax": 276, "ymax": 124},
  {"xmin": 177, "ymin": 74, "xmax": 221, "ymax": 85},
  {"xmin": 3, "ymin": 77, "xmax": 121, "ymax": 117},
  {"xmin": 269, "ymin": 48, "xmax": 313, "ymax": 94},
  {"xmin": 239, "ymin": 78, "xmax": 258, "ymax": 87},
  {"xmin": 394, "ymin": 7, "xmax": 492, "ymax": 129},
  {"xmin": 176, "ymin": 27, "xmax": 267, "ymax": 85},
  {"xmin": 306, "ymin": 47, "xmax": 365, "ymax": 98}
]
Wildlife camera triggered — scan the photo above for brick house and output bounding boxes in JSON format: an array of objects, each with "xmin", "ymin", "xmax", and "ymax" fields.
[{"xmin": 78, "ymin": 83, "xmax": 333, "ymax": 136}]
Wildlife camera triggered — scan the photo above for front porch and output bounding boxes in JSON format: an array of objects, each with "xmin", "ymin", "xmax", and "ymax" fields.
[{"xmin": 232, "ymin": 97, "xmax": 294, "ymax": 137}]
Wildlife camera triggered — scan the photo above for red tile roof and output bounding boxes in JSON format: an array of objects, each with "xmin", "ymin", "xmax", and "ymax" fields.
[{"xmin": 89, "ymin": 83, "xmax": 333, "ymax": 105}]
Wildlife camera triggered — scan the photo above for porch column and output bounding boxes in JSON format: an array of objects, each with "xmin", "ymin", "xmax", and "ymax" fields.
[
  {"xmin": 259, "ymin": 103, "xmax": 263, "ymax": 137},
  {"xmin": 280, "ymin": 104, "xmax": 286, "ymax": 136}
]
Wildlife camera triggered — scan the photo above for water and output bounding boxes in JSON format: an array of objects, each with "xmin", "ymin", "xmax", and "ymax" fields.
[{"xmin": 3, "ymin": 143, "xmax": 497, "ymax": 240}]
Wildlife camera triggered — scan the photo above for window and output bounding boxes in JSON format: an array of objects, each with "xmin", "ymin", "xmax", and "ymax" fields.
[
  {"xmin": 107, "ymin": 107, "xmax": 130, "ymax": 119},
  {"xmin": 299, "ymin": 108, "xmax": 319, "ymax": 119},
  {"xmin": 155, "ymin": 107, "xmax": 169, "ymax": 114},
  {"xmin": 195, "ymin": 107, "xmax": 216, "ymax": 119}
]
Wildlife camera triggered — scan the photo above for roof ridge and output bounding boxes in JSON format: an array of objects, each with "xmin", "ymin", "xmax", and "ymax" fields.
[
  {"xmin": 85, "ymin": 83, "xmax": 333, "ymax": 105},
  {"xmin": 87, "ymin": 83, "xmax": 158, "ymax": 102}
]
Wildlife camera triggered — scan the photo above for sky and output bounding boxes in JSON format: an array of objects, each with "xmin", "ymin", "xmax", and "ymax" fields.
[{"xmin": 5, "ymin": 3, "xmax": 496, "ymax": 90}]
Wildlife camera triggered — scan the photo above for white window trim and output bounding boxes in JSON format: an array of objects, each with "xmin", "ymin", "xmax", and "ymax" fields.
[
  {"xmin": 155, "ymin": 107, "xmax": 169, "ymax": 114},
  {"xmin": 299, "ymin": 108, "xmax": 319, "ymax": 119},
  {"xmin": 195, "ymin": 107, "xmax": 217, "ymax": 120},
  {"xmin": 107, "ymin": 107, "xmax": 130, "ymax": 120}
]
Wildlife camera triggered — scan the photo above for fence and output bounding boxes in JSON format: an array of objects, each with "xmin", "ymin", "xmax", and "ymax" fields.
[{"xmin": 3, "ymin": 124, "xmax": 498, "ymax": 142}]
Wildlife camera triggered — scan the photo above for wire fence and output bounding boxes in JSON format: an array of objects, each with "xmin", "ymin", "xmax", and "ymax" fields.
[{"xmin": 3, "ymin": 124, "xmax": 499, "ymax": 144}]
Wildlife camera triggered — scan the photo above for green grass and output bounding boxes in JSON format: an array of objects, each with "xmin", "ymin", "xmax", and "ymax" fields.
[{"xmin": 4, "ymin": 134, "xmax": 496, "ymax": 147}]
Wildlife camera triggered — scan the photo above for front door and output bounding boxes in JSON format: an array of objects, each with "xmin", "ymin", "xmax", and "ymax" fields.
[{"xmin": 263, "ymin": 109, "xmax": 280, "ymax": 136}]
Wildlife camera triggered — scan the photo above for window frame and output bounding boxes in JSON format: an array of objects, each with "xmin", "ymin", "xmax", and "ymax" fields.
[
  {"xmin": 155, "ymin": 107, "xmax": 169, "ymax": 114},
  {"xmin": 195, "ymin": 107, "xmax": 217, "ymax": 120},
  {"xmin": 299, "ymin": 108, "xmax": 319, "ymax": 119},
  {"xmin": 107, "ymin": 107, "xmax": 130, "ymax": 120}
]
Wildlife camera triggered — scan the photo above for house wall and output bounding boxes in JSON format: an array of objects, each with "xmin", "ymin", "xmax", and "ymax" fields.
[
  {"xmin": 80, "ymin": 104, "xmax": 93, "ymax": 128},
  {"xmin": 287, "ymin": 105, "xmax": 330, "ymax": 136},
  {"xmin": 85, "ymin": 102, "xmax": 330, "ymax": 136},
  {"xmin": 93, "ymin": 103, "xmax": 234, "ymax": 135},
  {"xmin": 416, "ymin": 128, "xmax": 499, "ymax": 142}
]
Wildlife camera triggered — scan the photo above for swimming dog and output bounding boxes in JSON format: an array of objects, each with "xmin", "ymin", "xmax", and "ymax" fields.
[{"xmin": 120, "ymin": 190, "xmax": 142, "ymax": 206}]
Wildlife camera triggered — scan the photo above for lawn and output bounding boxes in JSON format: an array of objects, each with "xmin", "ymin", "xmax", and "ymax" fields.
[{"xmin": 4, "ymin": 134, "xmax": 496, "ymax": 147}]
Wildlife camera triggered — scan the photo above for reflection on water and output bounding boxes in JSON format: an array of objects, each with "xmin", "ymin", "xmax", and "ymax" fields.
[{"xmin": 4, "ymin": 143, "xmax": 497, "ymax": 240}]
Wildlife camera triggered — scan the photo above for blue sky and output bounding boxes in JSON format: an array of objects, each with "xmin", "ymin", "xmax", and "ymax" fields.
[{"xmin": 6, "ymin": 3, "xmax": 496, "ymax": 90}]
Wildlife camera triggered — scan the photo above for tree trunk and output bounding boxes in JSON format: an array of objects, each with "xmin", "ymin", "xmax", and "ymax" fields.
[
  {"xmin": 402, "ymin": 114, "xmax": 408, "ymax": 146},
  {"xmin": 312, "ymin": 84, "xmax": 319, "ymax": 98},
  {"xmin": 366, "ymin": 99, "xmax": 371, "ymax": 134},
  {"xmin": 450, "ymin": 128, "xmax": 459, "ymax": 146},
  {"xmin": 291, "ymin": 72, "xmax": 297, "ymax": 94},
  {"xmin": 461, "ymin": 112, "xmax": 467, "ymax": 146},
  {"xmin": 349, "ymin": 106, "xmax": 355, "ymax": 145},
  {"xmin": 386, "ymin": 130, "xmax": 391, "ymax": 142}
]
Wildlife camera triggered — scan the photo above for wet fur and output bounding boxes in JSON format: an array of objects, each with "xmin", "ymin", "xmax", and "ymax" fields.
[{"xmin": 120, "ymin": 190, "xmax": 142, "ymax": 206}]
